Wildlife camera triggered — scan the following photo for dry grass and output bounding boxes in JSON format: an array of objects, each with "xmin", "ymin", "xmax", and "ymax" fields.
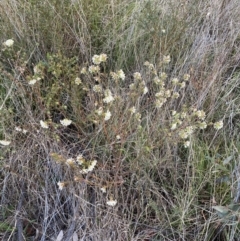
[{"xmin": 1, "ymin": 0, "xmax": 240, "ymax": 240}]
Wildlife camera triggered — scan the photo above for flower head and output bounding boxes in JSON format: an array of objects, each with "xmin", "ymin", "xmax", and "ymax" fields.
[
  {"xmin": 96, "ymin": 107, "xmax": 103, "ymax": 116},
  {"xmin": 57, "ymin": 181, "xmax": 65, "ymax": 190},
  {"xmin": 15, "ymin": 127, "xmax": 27, "ymax": 134},
  {"xmin": 214, "ymin": 120, "xmax": 223, "ymax": 130},
  {"xmin": 153, "ymin": 77, "xmax": 161, "ymax": 84},
  {"xmin": 171, "ymin": 123, "xmax": 177, "ymax": 130},
  {"xmin": 15, "ymin": 127, "xmax": 22, "ymax": 132},
  {"xmin": 184, "ymin": 141, "xmax": 190, "ymax": 148},
  {"xmin": 172, "ymin": 92, "xmax": 180, "ymax": 99},
  {"xmin": 80, "ymin": 67, "xmax": 87, "ymax": 74},
  {"xmin": 40, "ymin": 120, "xmax": 49, "ymax": 129},
  {"xmin": 117, "ymin": 69, "xmax": 125, "ymax": 80},
  {"xmin": 33, "ymin": 64, "xmax": 44, "ymax": 76},
  {"xmin": 92, "ymin": 54, "xmax": 107, "ymax": 65},
  {"xmin": 195, "ymin": 110, "xmax": 206, "ymax": 120},
  {"xmin": 179, "ymin": 126, "xmax": 194, "ymax": 139},
  {"xmin": 88, "ymin": 160, "xmax": 97, "ymax": 172},
  {"xmin": 179, "ymin": 82, "xmax": 186, "ymax": 88},
  {"xmin": 4, "ymin": 39, "xmax": 14, "ymax": 47},
  {"xmin": 172, "ymin": 78, "xmax": 179, "ymax": 85},
  {"xmin": 129, "ymin": 106, "xmax": 136, "ymax": 114},
  {"xmin": 155, "ymin": 98, "xmax": 166, "ymax": 108},
  {"xmin": 110, "ymin": 72, "xmax": 119, "ymax": 81},
  {"xmin": 198, "ymin": 122, "xmax": 207, "ymax": 129},
  {"xmin": 103, "ymin": 89, "xmax": 114, "ymax": 103},
  {"xmin": 60, "ymin": 118, "xmax": 72, "ymax": 126},
  {"xmin": 106, "ymin": 199, "xmax": 117, "ymax": 207},
  {"xmin": 103, "ymin": 95, "xmax": 114, "ymax": 103},
  {"xmin": 0, "ymin": 140, "xmax": 11, "ymax": 146},
  {"xmin": 75, "ymin": 77, "xmax": 82, "ymax": 85},
  {"xmin": 183, "ymin": 74, "xmax": 190, "ymax": 81},
  {"xmin": 92, "ymin": 55, "xmax": 101, "ymax": 65},
  {"xmin": 144, "ymin": 61, "xmax": 150, "ymax": 66},
  {"xmin": 100, "ymin": 186, "xmax": 107, "ymax": 193},
  {"xmin": 28, "ymin": 79, "xmax": 37, "ymax": 85},
  {"xmin": 165, "ymin": 90, "xmax": 171, "ymax": 98},
  {"xmin": 66, "ymin": 158, "xmax": 75, "ymax": 166},
  {"xmin": 76, "ymin": 155, "xmax": 85, "ymax": 165},
  {"xmin": 129, "ymin": 83, "xmax": 135, "ymax": 90},
  {"xmin": 160, "ymin": 72, "xmax": 168, "ymax": 81},
  {"xmin": 88, "ymin": 65, "xmax": 100, "ymax": 74},
  {"xmin": 104, "ymin": 110, "xmax": 111, "ymax": 121},
  {"xmin": 163, "ymin": 55, "xmax": 171, "ymax": 64},
  {"xmin": 135, "ymin": 112, "xmax": 141, "ymax": 122},
  {"xmin": 80, "ymin": 160, "xmax": 97, "ymax": 174},
  {"xmin": 133, "ymin": 72, "xmax": 142, "ymax": 81},
  {"xmin": 93, "ymin": 85, "xmax": 103, "ymax": 93},
  {"xmin": 143, "ymin": 86, "xmax": 148, "ymax": 95},
  {"xmin": 99, "ymin": 53, "xmax": 107, "ymax": 62}
]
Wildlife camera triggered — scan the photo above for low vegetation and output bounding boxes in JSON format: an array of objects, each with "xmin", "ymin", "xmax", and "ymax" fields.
[{"xmin": 1, "ymin": 0, "xmax": 240, "ymax": 240}]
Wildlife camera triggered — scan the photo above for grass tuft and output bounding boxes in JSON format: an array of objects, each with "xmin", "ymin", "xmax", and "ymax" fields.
[{"xmin": 1, "ymin": 0, "xmax": 240, "ymax": 240}]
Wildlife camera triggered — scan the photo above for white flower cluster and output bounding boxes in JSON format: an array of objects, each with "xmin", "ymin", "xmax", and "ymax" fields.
[
  {"xmin": 106, "ymin": 198, "xmax": 117, "ymax": 207},
  {"xmin": 184, "ymin": 141, "xmax": 190, "ymax": 148},
  {"xmin": 133, "ymin": 72, "xmax": 142, "ymax": 81},
  {"xmin": 60, "ymin": 118, "xmax": 72, "ymax": 126},
  {"xmin": 169, "ymin": 108, "xmax": 210, "ymax": 148},
  {"xmin": 40, "ymin": 120, "xmax": 49, "ymax": 129},
  {"xmin": 15, "ymin": 126, "xmax": 27, "ymax": 134},
  {"xmin": 104, "ymin": 110, "xmax": 112, "ymax": 121},
  {"xmin": 80, "ymin": 160, "xmax": 97, "ymax": 174},
  {"xmin": 63, "ymin": 154, "xmax": 98, "ymax": 174},
  {"xmin": 213, "ymin": 120, "xmax": 223, "ymax": 130},
  {"xmin": 75, "ymin": 77, "xmax": 82, "ymax": 85},
  {"xmin": 92, "ymin": 53, "xmax": 107, "ymax": 65},
  {"xmin": 28, "ymin": 77, "xmax": 41, "ymax": 86},
  {"xmin": 103, "ymin": 89, "xmax": 114, "ymax": 103},
  {"xmin": 154, "ymin": 76, "xmax": 165, "ymax": 86},
  {"xmin": 66, "ymin": 158, "xmax": 75, "ymax": 167},
  {"xmin": 95, "ymin": 103, "xmax": 112, "ymax": 121},
  {"xmin": 110, "ymin": 70, "xmax": 125, "ymax": 81},
  {"xmin": 183, "ymin": 74, "xmax": 190, "ymax": 81},
  {"xmin": 57, "ymin": 181, "xmax": 65, "ymax": 190},
  {"xmin": 129, "ymin": 73, "xmax": 149, "ymax": 96},
  {"xmin": 3, "ymin": 39, "xmax": 14, "ymax": 47},
  {"xmin": 80, "ymin": 67, "xmax": 87, "ymax": 74},
  {"xmin": 89, "ymin": 65, "xmax": 100, "ymax": 74},
  {"xmin": 96, "ymin": 107, "xmax": 103, "ymax": 116},
  {"xmin": 162, "ymin": 55, "xmax": 171, "ymax": 64},
  {"xmin": 172, "ymin": 78, "xmax": 179, "ymax": 85},
  {"xmin": 195, "ymin": 110, "xmax": 206, "ymax": 120},
  {"xmin": 93, "ymin": 84, "xmax": 103, "ymax": 93},
  {"xmin": 117, "ymin": 70, "xmax": 125, "ymax": 80},
  {"xmin": 129, "ymin": 106, "xmax": 136, "ymax": 114},
  {"xmin": 179, "ymin": 126, "xmax": 194, "ymax": 139},
  {"xmin": 155, "ymin": 87, "xmax": 171, "ymax": 108}
]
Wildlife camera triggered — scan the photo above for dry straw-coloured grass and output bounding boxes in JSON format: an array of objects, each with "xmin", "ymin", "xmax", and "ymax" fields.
[{"xmin": 1, "ymin": 0, "xmax": 240, "ymax": 240}]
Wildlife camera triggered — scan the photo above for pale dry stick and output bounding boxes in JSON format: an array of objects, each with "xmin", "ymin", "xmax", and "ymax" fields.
[
  {"xmin": 233, "ymin": 156, "xmax": 240, "ymax": 203},
  {"xmin": 0, "ymin": 81, "xmax": 14, "ymax": 111},
  {"xmin": 65, "ymin": 199, "xmax": 80, "ymax": 241},
  {"xmin": 6, "ymin": 181, "xmax": 26, "ymax": 241},
  {"xmin": 15, "ymin": 181, "xmax": 26, "ymax": 241}
]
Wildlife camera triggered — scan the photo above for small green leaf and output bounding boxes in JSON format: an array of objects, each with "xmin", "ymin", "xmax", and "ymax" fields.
[
  {"xmin": 212, "ymin": 205, "xmax": 229, "ymax": 214},
  {"xmin": 223, "ymin": 156, "xmax": 233, "ymax": 165},
  {"xmin": 228, "ymin": 203, "xmax": 240, "ymax": 212},
  {"xmin": 212, "ymin": 205, "xmax": 229, "ymax": 216}
]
